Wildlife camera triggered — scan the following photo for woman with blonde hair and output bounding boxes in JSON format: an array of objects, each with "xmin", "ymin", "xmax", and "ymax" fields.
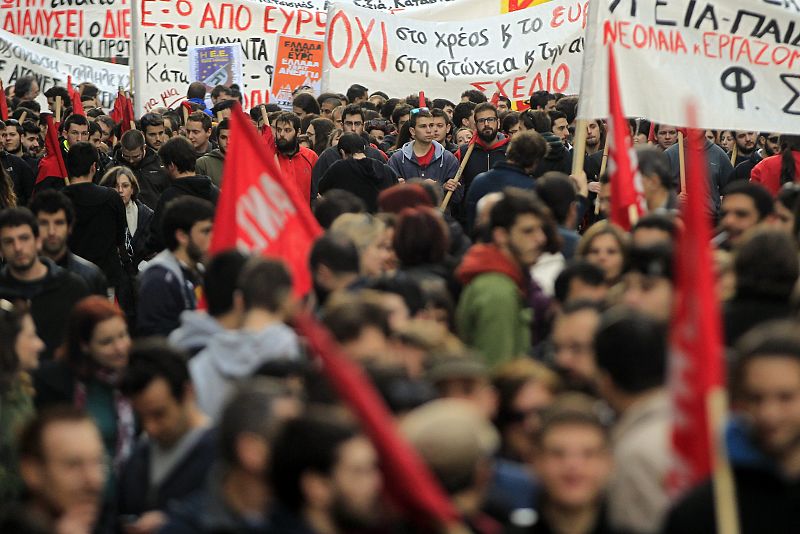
[
  {"xmin": 577, "ymin": 221, "xmax": 630, "ymax": 284},
  {"xmin": 330, "ymin": 213, "xmax": 393, "ymax": 278}
]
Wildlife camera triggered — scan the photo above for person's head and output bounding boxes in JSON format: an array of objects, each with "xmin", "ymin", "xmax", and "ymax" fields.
[
  {"xmin": 237, "ymin": 257, "xmax": 293, "ymax": 316},
  {"xmin": 61, "ymin": 296, "xmax": 130, "ymax": 375},
  {"xmin": 120, "ymin": 340, "xmax": 197, "ymax": 449},
  {"xmin": 551, "ymin": 301, "xmax": 604, "ymax": 391},
  {"xmin": 292, "ymin": 92, "xmax": 321, "ymax": 119},
  {"xmin": 631, "ymin": 213, "xmax": 676, "ymax": 248},
  {"xmin": 186, "ymin": 111, "xmax": 212, "ymax": 151},
  {"xmin": 14, "ymin": 75, "xmax": 39, "ymax": 101},
  {"xmin": 637, "ymin": 145, "xmax": 673, "ymax": 201},
  {"xmin": 210, "ymin": 84, "xmax": 233, "ymax": 105},
  {"xmin": 368, "ymin": 91, "xmax": 388, "ymax": 108},
  {"xmin": 585, "ymin": 119, "xmax": 605, "ymax": 150},
  {"xmin": 502, "ymin": 112, "xmax": 521, "ymax": 139},
  {"xmin": 18, "ymin": 407, "xmax": 105, "ymax": 519},
  {"xmin": 186, "ymin": 81, "xmax": 207, "ymax": 100},
  {"xmin": 761, "ymin": 132, "xmax": 782, "ymax": 157},
  {"xmin": 461, "ymin": 89, "xmax": 488, "ymax": 104},
  {"xmin": 654, "ymin": 124, "xmax": 678, "ymax": 150},
  {"xmin": 432, "ymin": 98, "xmax": 456, "ymax": 120},
  {"xmin": 595, "ymin": 310, "xmax": 666, "ymax": 411},
  {"xmin": 473, "ymin": 103, "xmax": 499, "ymax": 143},
  {"xmin": 337, "ymin": 132, "xmax": 366, "ymax": 159},
  {"xmin": 506, "ymin": 130, "xmax": 548, "ymax": 173},
  {"xmin": 735, "ymin": 130, "xmax": 758, "ymax": 154},
  {"xmin": 341, "ymin": 104, "xmax": 365, "ymax": 135},
  {"xmin": 453, "ymin": 101, "xmax": 477, "ymax": 132},
  {"xmin": 390, "ymin": 103, "xmax": 411, "ymax": 130},
  {"xmin": 720, "ymin": 181, "xmax": 775, "ymax": 248},
  {"xmin": 493, "ymin": 359, "xmax": 560, "ymax": 462},
  {"xmin": 780, "ymin": 134, "xmax": 800, "ymax": 187},
  {"xmin": 3, "ymin": 119, "xmax": 22, "ymax": 153},
  {"xmin": 314, "ymin": 190, "xmax": 366, "ymax": 229},
  {"xmin": 87, "ymin": 121, "xmax": 104, "ymax": 149},
  {"xmin": 44, "ymin": 86, "xmax": 70, "ymax": 112},
  {"xmin": 534, "ymin": 399, "xmax": 612, "ymax": 510},
  {"xmin": 320, "ymin": 97, "xmax": 342, "ymax": 121},
  {"xmin": 140, "ymin": 112, "xmax": 166, "ymax": 151},
  {"xmin": 408, "ymin": 108, "xmax": 434, "ymax": 144},
  {"xmin": 455, "ymin": 127, "xmax": 473, "ymax": 146},
  {"xmin": 555, "ymin": 95, "xmax": 579, "ymax": 125},
  {"xmin": 204, "ymin": 250, "xmax": 249, "ymax": 320},
  {"xmin": 215, "ymin": 118, "xmax": 231, "ymax": 153},
  {"xmin": 323, "ymin": 294, "xmax": 392, "ymax": 361},
  {"xmin": 520, "ymin": 109, "xmax": 551, "ymax": 134},
  {"xmin": 273, "ymin": 111, "xmax": 301, "ymax": 155},
  {"xmin": 489, "ymin": 188, "xmax": 557, "ymax": 269},
  {"xmin": 535, "ymin": 172, "xmax": 578, "ymax": 228},
  {"xmin": 65, "ymin": 142, "xmax": 98, "ymax": 180},
  {"xmin": 119, "ymin": 129, "xmax": 146, "ymax": 167},
  {"xmin": 549, "ymin": 110, "xmax": 570, "ymax": 143},
  {"xmin": 718, "ymin": 130, "xmax": 735, "ymax": 152},
  {"xmin": 21, "ymin": 120, "xmax": 42, "ymax": 155},
  {"xmin": 620, "ymin": 244, "xmax": 674, "ymax": 322},
  {"xmin": 734, "ymin": 228, "xmax": 799, "ymax": 302},
  {"xmin": 162, "ymin": 196, "xmax": 215, "ymax": 261},
  {"xmin": 496, "ymin": 95, "xmax": 512, "ymax": 114},
  {"xmin": 775, "ymin": 183, "xmax": 800, "ymax": 235},
  {"xmin": 308, "ymin": 117, "xmax": 336, "ymax": 155},
  {"xmin": 29, "ymin": 190, "xmax": 75, "ymax": 260},
  {"xmin": 0, "ymin": 300, "xmax": 44, "ymax": 391},
  {"xmin": 330, "ymin": 213, "xmax": 391, "ymax": 278},
  {"xmin": 393, "ymin": 207, "xmax": 449, "ymax": 267},
  {"xmin": 96, "ymin": 115, "xmax": 116, "ymax": 143},
  {"xmin": 346, "ymin": 84, "xmax": 369, "ymax": 104},
  {"xmin": 577, "ymin": 222, "xmax": 629, "ymax": 283},
  {"xmin": 0, "ymin": 207, "xmax": 41, "ymax": 276},
  {"xmin": 309, "ymin": 232, "xmax": 361, "ymax": 302},
  {"xmin": 63, "ymin": 114, "xmax": 89, "ymax": 147},
  {"xmin": 158, "ymin": 136, "xmax": 199, "ymax": 176},
  {"xmin": 529, "ymin": 90, "xmax": 556, "ymax": 111},
  {"xmin": 554, "ymin": 261, "xmax": 608, "ymax": 306}
]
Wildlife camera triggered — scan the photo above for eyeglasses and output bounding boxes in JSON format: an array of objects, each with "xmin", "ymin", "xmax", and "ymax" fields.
[
  {"xmin": 476, "ymin": 117, "xmax": 498, "ymax": 125},
  {"xmin": 768, "ymin": 136, "xmax": 781, "ymax": 144},
  {"xmin": 410, "ymin": 107, "xmax": 429, "ymax": 116}
]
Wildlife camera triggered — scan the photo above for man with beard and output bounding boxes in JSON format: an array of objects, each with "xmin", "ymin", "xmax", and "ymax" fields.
[
  {"xmin": 586, "ymin": 119, "xmax": 605, "ymax": 156},
  {"xmin": 21, "ymin": 121, "xmax": 42, "ymax": 158},
  {"xmin": 730, "ymin": 130, "xmax": 758, "ymax": 167},
  {"xmin": 273, "ymin": 112, "xmax": 318, "ymax": 204},
  {"xmin": 728, "ymin": 131, "xmax": 773, "ymax": 183},
  {"xmin": 0, "ymin": 208, "xmax": 89, "ymax": 360},
  {"xmin": 453, "ymin": 103, "xmax": 510, "ymax": 225},
  {"xmin": 195, "ymin": 118, "xmax": 229, "ymax": 186},
  {"xmin": 29, "ymin": 190, "xmax": 108, "ymax": 296},
  {"xmin": 550, "ymin": 300, "xmax": 603, "ymax": 395},
  {"xmin": 269, "ymin": 413, "xmax": 384, "ymax": 534},
  {"xmin": 114, "ymin": 129, "xmax": 171, "ymax": 210},
  {"xmin": 311, "ymin": 104, "xmax": 387, "ymax": 201},
  {"xmin": 138, "ymin": 196, "xmax": 215, "ymax": 336}
]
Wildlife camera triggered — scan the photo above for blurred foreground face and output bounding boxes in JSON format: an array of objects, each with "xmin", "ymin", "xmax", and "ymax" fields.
[
  {"xmin": 535, "ymin": 423, "xmax": 611, "ymax": 508},
  {"xmin": 329, "ymin": 436, "xmax": 383, "ymax": 529},
  {"xmin": 621, "ymin": 272, "xmax": 673, "ymax": 323},
  {"xmin": 552, "ymin": 310, "xmax": 600, "ymax": 388}
]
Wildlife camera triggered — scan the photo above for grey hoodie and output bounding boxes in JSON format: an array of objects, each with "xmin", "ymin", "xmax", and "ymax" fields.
[
  {"xmin": 168, "ymin": 310, "xmax": 224, "ymax": 356},
  {"xmin": 189, "ymin": 323, "xmax": 301, "ymax": 420},
  {"xmin": 388, "ymin": 140, "xmax": 463, "ymax": 204}
]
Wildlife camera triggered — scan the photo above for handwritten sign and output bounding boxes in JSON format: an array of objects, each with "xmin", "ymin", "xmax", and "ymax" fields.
[
  {"xmin": 271, "ymin": 36, "xmax": 324, "ymax": 110},
  {"xmin": 1, "ymin": 0, "xmax": 130, "ymax": 60},
  {"xmin": 0, "ymin": 26, "xmax": 129, "ymax": 108},
  {"xmin": 323, "ymin": 0, "xmax": 586, "ymax": 103},
  {"xmin": 577, "ymin": 0, "xmax": 800, "ymax": 134}
]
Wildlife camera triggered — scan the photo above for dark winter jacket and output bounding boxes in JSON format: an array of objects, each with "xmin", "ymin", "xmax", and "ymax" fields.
[
  {"xmin": 146, "ymin": 175, "xmax": 219, "ymax": 253},
  {"xmin": 2, "ymin": 151, "xmax": 35, "ymax": 206},
  {"xmin": 465, "ymin": 161, "xmax": 534, "ymax": 231},
  {"xmin": 453, "ymin": 136, "xmax": 510, "ymax": 225},
  {"xmin": 312, "ymin": 143, "xmax": 388, "ymax": 201},
  {"xmin": 319, "ymin": 156, "xmax": 398, "ymax": 212},
  {"xmin": 113, "ymin": 147, "xmax": 170, "ymax": 210},
  {"xmin": 56, "ymin": 251, "xmax": 109, "ymax": 296},
  {"xmin": 136, "ymin": 249, "xmax": 200, "ymax": 337},
  {"xmin": 531, "ymin": 133, "xmax": 573, "ymax": 177}
]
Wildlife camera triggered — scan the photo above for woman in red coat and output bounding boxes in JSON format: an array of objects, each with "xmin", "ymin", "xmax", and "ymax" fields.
[{"xmin": 751, "ymin": 135, "xmax": 800, "ymax": 195}]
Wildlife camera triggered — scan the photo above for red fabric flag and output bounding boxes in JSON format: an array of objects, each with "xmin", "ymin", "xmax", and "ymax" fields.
[
  {"xmin": 209, "ymin": 104, "xmax": 321, "ymax": 296},
  {"xmin": 293, "ymin": 312, "xmax": 463, "ymax": 530},
  {"xmin": 490, "ymin": 92, "xmax": 500, "ymax": 106},
  {"xmin": 419, "ymin": 91, "xmax": 425, "ymax": 108},
  {"xmin": 667, "ymin": 103, "xmax": 726, "ymax": 496},
  {"xmin": 0, "ymin": 80, "xmax": 8, "ymax": 121},
  {"xmin": 111, "ymin": 91, "xmax": 135, "ymax": 134},
  {"xmin": 606, "ymin": 45, "xmax": 645, "ymax": 231},
  {"xmin": 35, "ymin": 115, "xmax": 68, "ymax": 185},
  {"xmin": 66, "ymin": 76, "xmax": 85, "ymax": 117}
]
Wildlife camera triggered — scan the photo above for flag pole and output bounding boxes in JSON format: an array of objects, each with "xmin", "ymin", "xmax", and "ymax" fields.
[
  {"xmin": 572, "ymin": 119, "xmax": 587, "ymax": 176},
  {"xmin": 440, "ymin": 140, "xmax": 475, "ymax": 212},
  {"xmin": 708, "ymin": 388, "xmax": 740, "ymax": 534},
  {"xmin": 55, "ymin": 96, "xmax": 62, "ymax": 123},
  {"xmin": 18, "ymin": 111, "xmax": 27, "ymax": 124},
  {"xmin": 595, "ymin": 142, "xmax": 610, "ymax": 215},
  {"xmin": 678, "ymin": 131, "xmax": 686, "ymax": 193}
]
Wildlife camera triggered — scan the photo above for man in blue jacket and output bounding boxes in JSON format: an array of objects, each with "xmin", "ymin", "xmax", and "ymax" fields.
[{"xmin": 388, "ymin": 109, "xmax": 461, "ymax": 206}]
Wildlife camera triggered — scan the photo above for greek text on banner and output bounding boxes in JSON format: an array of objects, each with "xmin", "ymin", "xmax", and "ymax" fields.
[{"xmin": 577, "ymin": 0, "xmax": 800, "ymax": 134}]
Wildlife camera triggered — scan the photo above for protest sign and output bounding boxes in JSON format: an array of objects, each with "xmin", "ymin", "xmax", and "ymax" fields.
[
  {"xmin": 271, "ymin": 36, "xmax": 324, "ymax": 109},
  {"xmin": 577, "ymin": 0, "xmax": 800, "ymax": 134},
  {"xmin": 189, "ymin": 44, "xmax": 243, "ymax": 99},
  {"xmin": 1, "ymin": 0, "xmax": 130, "ymax": 60},
  {"xmin": 322, "ymin": 0, "xmax": 586, "ymax": 103},
  {"xmin": 0, "ymin": 27, "xmax": 129, "ymax": 108}
]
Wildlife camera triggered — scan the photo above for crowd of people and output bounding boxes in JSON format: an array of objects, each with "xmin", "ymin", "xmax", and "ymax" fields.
[{"xmin": 0, "ymin": 75, "xmax": 800, "ymax": 534}]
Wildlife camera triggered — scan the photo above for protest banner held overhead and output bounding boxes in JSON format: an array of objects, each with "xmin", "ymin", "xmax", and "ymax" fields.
[
  {"xmin": 0, "ymin": 26, "xmax": 129, "ymax": 108},
  {"xmin": 271, "ymin": 36, "xmax": 324, "ymax": 110},
  {"xmin": 322, "ymin": 0, "xmax": 587, "ymax": 104},
  {"xmin": 577, "ymin": 0, "xmax": 800, "ymax": 134}
]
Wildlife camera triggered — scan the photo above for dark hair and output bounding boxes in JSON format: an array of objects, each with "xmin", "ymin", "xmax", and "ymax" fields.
[
  {"xmin": 120, "ymin": 129, "xmax": 145, "ymax": 151},
  {"xmin": 309, "ymin": 232, "xmax": 361, "ymax": 274},
  {"xmin": 461, "ymin": 89, "xmax": 488, "ymax": 104},
  {"xmin": 0, "ymin": 300, "xmax": 29, "ymax": 395},
  {"xmin": 21, "ymin": 120, "xmax": 41, "ymax": 137},
  {"xmin": 63, "ymin": 113, "xmax": 89, "ymax": 133},
  {"xmin": 237, "ymin": 257, "xmax": 292, "ymax": 313},
  {"xmin": 473, "ymin": 102, "xmax": 498, "ymax": 119},
  {"xmin": 535, "ymin": 398, "xmax": 608, "ymax": 447},
  {"xmin": 408, "ymin": 108, "xmax": 432, "ymax": 128},
  {"xmin": 393, "ymin": 121, "xmax": 412, "ymax": 150},
  {"xmin": 508, "ymin": 131, "xmax": 548, "ymax": 171},
  {"xmin": 274, "ymin": 111, "xmax": 301, "ymax": 133},
  {"xmin": 547, "ymin": 110, "xmax": 567, "ymax": 126},
  {"xmin": 337, "ymin": 132, "xmax": 366, "ymax": 156},
  {"xmin": 342, "ymin": 103, "xmax": 364, "ymax": 122},
  {"xmin": 502, "ymin": 112, "xmax": 521, "ymax": 136},
  {"xmin": 733, "ymin": 320, "xmax": 800, "ymax": 398},
  {"xmin": 391, "ymin": 103, "xmax": 412, "ymax": 126},
  {"xmin": 158, "ymin": 136, "xmax": 198, "ymax": 174},
  {"xmin": 13, "ymin": 76, "xmax": 36, "ymax": 99},
  {"xmin": 637, "ymin": 146, "xmax": 673, "ymax": 190},
  {"xmin": 65, "ymin": 142, "xmax": 98, "ymax": 178},
  {"xmin": 186, "ymin": 111, "xmax": 212, "ymax": 132},
  {"xmin": 555, "ymin": 96, "xmax": 579, "ymax": 125},
  {"xmin": 489, "ymin": 188, "xmax": 559, "ymax": 253},
  {"xmin": 28, "ymin": 190, "xmax": 75, "ymax": 226},
  {"xmin": 521, "ymin": 109, "xmax": 551, "ymax": 134},
  {"xmin": 625, "ymin": 243, "xmax": 674, "ymax": 281},
  {"xmin": 780, "ymin": 135, "xmax": 800, "ymax": 185},
  {"xmin": 211, "ymin": 85, "xmax": 232, "ymax": 100},
  {"xmin": 293, "ymin": 93, "xmax": 321, "ymax": 115},
  {"xmin": 18, "ymin": 406, "xmax": 94, "ymax": 462},
  {"xmin": 735, "ymin": 228, "xmax": 799, "ymax": 300},
  {"xmin": 394, "ymin": 207, "xmax": 449, "ymax": 267},
  {"xmin": 452, "ymin": 101, "xmax": 476, "ymax": 130},
  {"xmin": 530, "ymin": 90, "xmax": 554, "ymax": 110},
  {"xmin": 44, "ymin": 86, "xmax": 70, "ymax": 101},
  {"xmin": 595, "ymin": 310, "xmax": 667, "ymax": 393},
  {"xmin": 0, "ymin": 207, "xmax": 39, "ymax": 237},
  {"xmin": 723, "ymin": 181, "xmax": 775, "ymax": 221},
  {"xmin": 100, "ymin": 166, "xmax": 139, "ymax": 199},
  {"xmin": 60, "ymin": 296, "xmax": 126, "ymax": 377},
  {"xmin": 162, "ymin": 196, "xmax": 215, "ymax": 251},
  {"xmin": 309, "ymin": 118, "xmax": 335, "ymax": 155},
  {"xmin": 187, "ymin": 81, "xmax": 206, "ymax": 100},
  {"xmin": 323, "ymin": 297, "xmax": 391, "ymax": 343},
  {"xmin": 120, "ymin": 339, "xmax": 190, "ymax": 401},
  {"xmin": 778, "ymin": 184, "xmax": 800, "ymax": 212},
  {"xmin": 432, "ymin": 98, "xmax": 455, "ymax": 110},
  {"xmin": 632, "ymin": 213, "xmax": 676, "ymax": 238},
  {"xmin": 270, "ymin": 414, "xmax": 358, "ymax": 512},
  {"xmin": 205, "ymin": 250, "xmax": 249, "ymax": 317},
  {"xmin": 346, "ymin": 84, "xmax": 369, "ymax": 103},
  {"xmin": 140, "ymin": 113, "xmax": 164, "ymax": 131},
  {"xmin": 314, "ymin": 190, "xmax": 366, "ymax": 229},
  {"xmin": 88, "ymin": 121, "xmax": 102, "ymax": 138},
  {"xmin": 554, "ymin": 261, "xmax": 606, "ymax": 304},
  {"xmin": 367, "ymin": 274, "xmax": 426, "ymax": 317},
  {"xmin": 535, "ymin": 172, "xmax": 575, "ymax": 225}
]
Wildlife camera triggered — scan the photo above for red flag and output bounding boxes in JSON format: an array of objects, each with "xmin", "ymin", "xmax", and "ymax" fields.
[
  {"xmin": 293, "ymin": 312, "xmax": 462, "ymax": 530},
  {"xmin": 66, "ymin": 76, "xmax": 85, "ymax": 117},
  {"xmin": 667, "ymin": 103, "xmax": 726, "ymax": 496},
  {"xmin": 0, "ymin": 80, "xmax": 8, "ymax": 121},
  {"xmin": 35, "ymin": 115, "xmax": 68, "ymax": 185},
  {"xmin": 209, "ymin": 104, "xmax": 321, "ymax": 296},
  {"xmin": 419, "ymin": 91, "xmax": 425, "ymax": 108},
  {"xmin": 490, "ymin": 91, "xmax": 500, "ymax": 107},
  {"xmin": 606, "ymin": 45, "xmax": 645, "ymax": 231},
  {"xmin": 110, "ymin": 90, "xmax": 134, "ymax": 134}
]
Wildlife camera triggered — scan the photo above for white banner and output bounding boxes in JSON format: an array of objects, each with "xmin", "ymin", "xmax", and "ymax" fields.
[
  {"xmin": 1, "ymin": 0, "xmax": 130, "ymax": 60},
  {"xmin": 0, "ymin": 27, "xmax": 129, "ymax": 109},
  {"xmin": 322, "ymin": 0, "xmax": 586, "ymax": 103},
  {"xmin": 577, "ymin": 0, "xmax": 800, "ymax": 134}
]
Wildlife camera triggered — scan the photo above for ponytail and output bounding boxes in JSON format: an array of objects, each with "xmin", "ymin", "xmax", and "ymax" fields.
[{"xmin": 780, "ymin": 135, "xmax": 800, "ymax": 185}]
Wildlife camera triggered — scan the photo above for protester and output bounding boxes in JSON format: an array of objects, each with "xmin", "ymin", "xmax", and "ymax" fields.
[
  {"xmin": 576, "ymin": 222, "xmax": 629, "ymax": 284},
  {"xmin": 114, "ymin": 129, "xmax": 171, "ymax": 210},
  {"xmin": 195, "ymin": 117, "xmax": 228, "ymax": 186},
  {"xmin": 751, "ymin": 134, "xmax": 800, "ymax": 195},
  {"xmin": 330, "ymin": 212, "xmax": 393, "ymax": 279},
  {"xmin": 100, "ymin": 166, "xmax": 155, "ymax": 269},
  {"xmin": 273, "ymin": 111, "xmax": 319, "ymax": 204},
  {"xmin": 551, "ymin": 300, "xmax": 604, "ymax": 394}
]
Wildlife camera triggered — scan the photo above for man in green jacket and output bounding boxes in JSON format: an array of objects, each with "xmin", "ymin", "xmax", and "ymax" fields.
[
  {"xmin": 195, "ymin": 118, "xmax": 229, "ymax": 186},
  {"xmin": 456, "ymin": 187, "xmax": 556, "ymax": 367}
]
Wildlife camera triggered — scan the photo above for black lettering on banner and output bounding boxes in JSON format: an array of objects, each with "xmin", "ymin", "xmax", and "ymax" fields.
[
  {"xmin": 720, "ymin": 66, "xmax": 755, "ymax": 109},
  {"xmin": 609, "ymin": 0, "xmax": 637, "ymax": 16},
  {"xmin": 781, "ymin": 74, "xmax": 800, "ymax": 115}
]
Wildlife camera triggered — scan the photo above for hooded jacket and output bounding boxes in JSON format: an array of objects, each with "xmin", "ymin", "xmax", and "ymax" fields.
[
  {"xmin": 146, "ymin": 175, "xmax": 219, "ymax": 253},
  {"xmin": 113, "ymin": 147, "xmax": 170, "ymax": 210},
  {"xmin": 465, "ymin": 161, "xmax": 534, "ymax": 231},
  {"xmin": 455, "ymin": 244, "xmax": 531, "ymax": 367},
  {"xmin": 532, "ymin": 132, "xmax": 573, "ymax": 177},
  {"xmin": 0, "ymin": 258, "xmax": 89, "ymax": 360},
  {"xmin": 136, "ymin": 249, "xmax": 199, "ymax": 336},
  {"xmin": 167, "ymin": 310, "xmax": 225, "ymax": 357},
  {"xmin": 665, "ymin": 139, "xmax": 733, "ymax": 218},
  {"xmin": 312, "ymin": 143, "xmax": 388, "ymax": 200},
  {"xmin": 63, "ymin": 181, "xmax": 127, "ymax": 285},
  {"xmin": 319, "ymin": 157, "xmax": 398, "ymax": 212},
  {"xmin": 388, "ymin": 141, "xmax": 462, "ymax": 203},
  {"xmin": 194, "ymin": 148, "xmax": 225, "ymax": 187},
  {"xmin": 190, "ymin": 323, "xmax": 302, "ymax": 420}
]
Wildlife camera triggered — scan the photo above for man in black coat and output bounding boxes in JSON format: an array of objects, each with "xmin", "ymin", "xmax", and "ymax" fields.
[{"xmin": 115, "ymin": 129, "xmax": 171, "ymax": 210}]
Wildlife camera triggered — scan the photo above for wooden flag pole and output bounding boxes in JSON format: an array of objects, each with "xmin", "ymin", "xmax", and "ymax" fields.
[
  {"xmin": 55, "ymin": 96, "xmax": 62, "ymax": 123},
  {"xmin": 18, "ymin": 111, "xmax": 27, "ymax": 124},
  {"xmin": 730, "ymin": 144, "xmax": 737, "ymax": 166},
  {"xmin": 260, "ymin": 104, "xmax": 269, "ymax": 128},
  {"xmin": 678, "ymin": 131, "xmax": 687, "ymax": 193},
  {"xmin": 595, "ymin": 142, "xmax": 610, "ymax": 215},
  {"xmin": 708, "ymin": 388, "xmax": 741, "ymax": 534},
  {"xmin": 571, "ymin": 119, "xmax": 587, "ymax": 176},
  {"xmin": 440, "ymin": 141, "xmax": 475, "ymax": 212}
]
